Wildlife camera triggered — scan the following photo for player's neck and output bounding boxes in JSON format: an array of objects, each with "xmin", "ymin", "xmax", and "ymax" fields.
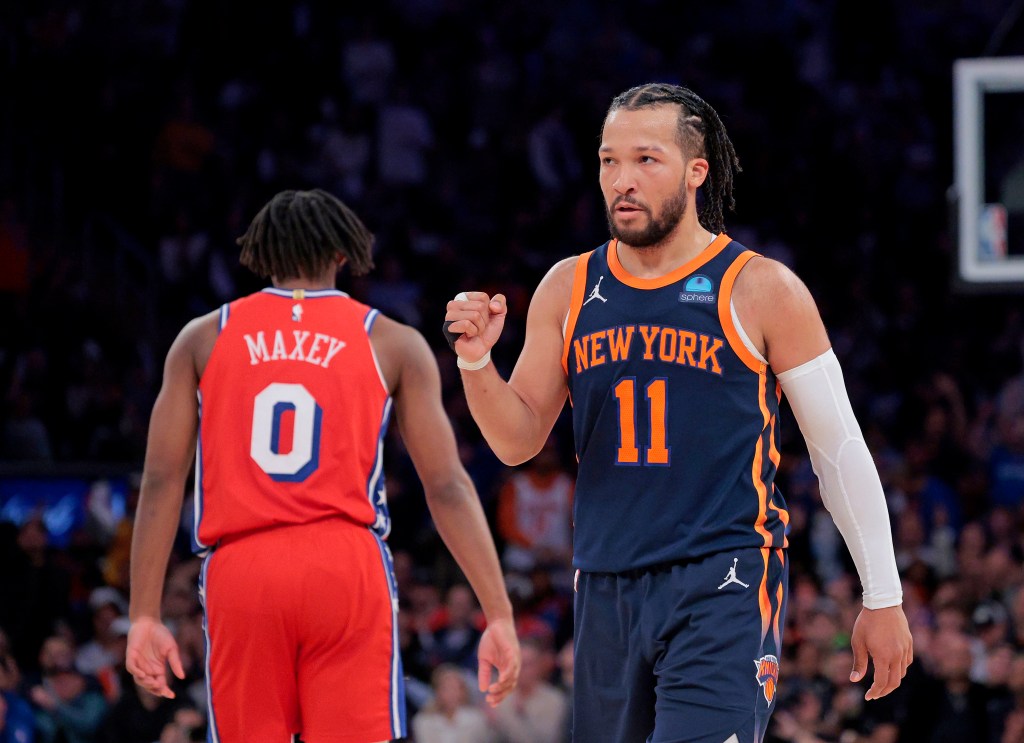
[
  {"xmin": 615, "ymin": 217, "xmax": 717, "ymax": 279},
  {"xmin": 272, "ymin": 273, "xmax": 337, "ymax": 291}
]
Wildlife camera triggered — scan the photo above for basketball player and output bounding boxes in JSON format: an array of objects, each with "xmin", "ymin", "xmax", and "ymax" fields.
[
  {"xmin": 444, "ymin": 84, "xmax": 912, "ymax": 742},
  {"xmin": 127, "ymin": 189, "xmax": 520, "ymax": 742}
]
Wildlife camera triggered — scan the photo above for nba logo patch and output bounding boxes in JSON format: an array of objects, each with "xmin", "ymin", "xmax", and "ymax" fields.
[{"xmin": 754, "ymin": 654, "xmax": 779, "ymax": 703}]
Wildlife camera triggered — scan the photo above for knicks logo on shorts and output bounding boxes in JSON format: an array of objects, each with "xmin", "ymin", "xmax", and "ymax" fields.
[{"xmin": 754, "ymin": 654, "xmax": 779, "ymax": 703}]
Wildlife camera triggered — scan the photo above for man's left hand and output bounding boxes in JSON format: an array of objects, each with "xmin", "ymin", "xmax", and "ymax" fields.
[{"xmin": 849, "ymin": 605, "xmax": 913, "ymax": 700}]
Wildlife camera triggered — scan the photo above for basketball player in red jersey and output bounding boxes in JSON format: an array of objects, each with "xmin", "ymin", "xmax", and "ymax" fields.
[{"xmin": 126, "ymin": 189, "xmax": 520, "ymax": 742}]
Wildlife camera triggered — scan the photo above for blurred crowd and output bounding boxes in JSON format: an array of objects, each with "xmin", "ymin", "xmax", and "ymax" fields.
[{"xmin": 2, "ymin": 0, "xmax": 1024, "ymax": 741}]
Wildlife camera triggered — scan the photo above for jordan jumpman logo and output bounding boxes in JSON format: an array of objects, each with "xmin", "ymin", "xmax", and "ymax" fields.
[
  {"xmin": 718, "ymin": 558, "xmax": 750, "ymax": 590},
  {"xmin": 583, "ymin": 276, "xmax": 608, "ymax": 305}
]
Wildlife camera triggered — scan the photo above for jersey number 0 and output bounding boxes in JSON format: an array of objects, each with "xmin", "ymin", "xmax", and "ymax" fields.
[{"xmin": 250, "ymin": 382, "xmax": 323, "ymax": 482}]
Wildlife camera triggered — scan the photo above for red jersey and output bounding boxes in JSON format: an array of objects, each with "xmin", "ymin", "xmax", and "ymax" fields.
[{"xmin": 193, "ymin": 288, "xmax": 391, "ymax": 551}]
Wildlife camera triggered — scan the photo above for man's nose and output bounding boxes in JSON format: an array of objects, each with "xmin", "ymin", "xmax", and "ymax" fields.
[{"xmin": 612, "ymin": 166, "xmax": 637, "ymax": 194}]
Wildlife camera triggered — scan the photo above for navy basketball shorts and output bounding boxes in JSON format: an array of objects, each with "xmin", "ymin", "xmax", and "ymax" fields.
[{"xmin": 573, "ymin": 546, "xmax": 788, "ymax": 743}]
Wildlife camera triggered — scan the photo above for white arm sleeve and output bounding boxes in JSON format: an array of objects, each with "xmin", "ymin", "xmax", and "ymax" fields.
[{"xmin": 777, "ymin": 349, "xmax": 902, "ymax": 610}]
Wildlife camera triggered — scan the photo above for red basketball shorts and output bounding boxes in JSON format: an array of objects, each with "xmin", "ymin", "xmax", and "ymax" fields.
[{"xmin": 199, "ymin": 518, "xmax": 405, "ymax": 742}]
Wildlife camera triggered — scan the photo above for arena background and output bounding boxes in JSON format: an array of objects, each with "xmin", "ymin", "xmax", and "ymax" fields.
[{"xmin": 1, "ymin": 1, "xmax": 1024, "ymax": 741}]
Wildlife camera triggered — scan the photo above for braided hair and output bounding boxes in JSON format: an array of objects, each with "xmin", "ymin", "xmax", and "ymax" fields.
[
  {"xmin": 237, "ymin": 189, "xmax": 375, "ymax": 280},
  {"xmin": 606, "ymin": 83, "xmax": 741, "ymax": 234}
]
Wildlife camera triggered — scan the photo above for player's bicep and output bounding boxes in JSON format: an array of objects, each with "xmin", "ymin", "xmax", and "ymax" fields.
[
  {"xmin": 142, "ymin": 326, "xmax": 201, "ymax": 485},
  {"xmin": 506, "ymin": 260, "xmax": 573, "ymax": 433},
  {"xmin": 742, "ymin": 259, "xmax": 831, "ymax": 374},
  {"xmin": 392, "ymin": 332, "xmax": 463, "ymax": 488}
]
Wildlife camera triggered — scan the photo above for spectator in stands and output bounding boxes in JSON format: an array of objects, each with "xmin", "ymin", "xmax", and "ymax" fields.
[
  {"xmin": 412, "ymin": 663, "xmax": 495, "ymax": 743},
  {"xmin": 97, "ymin": 668, "xmax": 187, "ymax": 743},
  {"xmin": 309, "ymin": 101, "xmax": 373, "ymax": 203},
  {"xmin": 972, "ymin": 602, "xmax": 1012, "ymax": 682},
  {"xmin": 157, "ymin": 707, "xmax": 205, "ymax": 743},
  {"xmin": 0, "ymin": 393, "xmax": 52, "ymax": 462},
  {"xmin": 0, "ymin": 199, "xmax": 30, "ymax": 295},
  {"xmin": 376, "ymin": 86, "xmax": 434, "ymax": 191},
  {"xmin": 341, "ymin": 19, "xmax": 395, "ymax": 106},
  {"xmin": 990, "ymin": 373, "xmax": 1024, "ymax": 508},
  {"xmin": 29, "ymin": 636, "xmax": 106, "ymax": 743},
  {"xmin": 75, "ymin": 598, "xmax": 129, "ymax": 704},
  {"xmin": 159, "ymin": 563, "xmax": 200, "ymax": 635},
  {"xmin": 556, "ymin": 640, "xmax": 573, "ymax": 743},
  {"xmin": 75, "ymin": 587, "xmax": 127, "ymax": 676},
  {"xmin": 905, "ymin": 631, "xmax": 993, "ymax": 742},
  {"xmin": 421, "ymin": 584, "xmax": 484, "ymax": 673},
  {"xmin": 1, "ymin": 518, "xmax": 70, "ymax": 674},
  {"xmin": 527, "ymin": 105, "xmax": 582, "ymax": 198},
  {"xmin": 0, "ymin": 631, "xmax": 21, "ymax": 695},
  {"xmin": 772, "ymin": 689, "xmax": 829, "ymax": 743},
  {"xmin": 0, "ymin": 631, "xmax": 33, "ymax": 743},
  {"xmin": 492, "ymin": 637, "xmax": 567, "ymax": 743},
  {"xmin": 496, "ymin": 437, "xmax": 573, "ymax": 575},
  {"xmin": 0, "ymin": 690, "xmax": 35, "ymax": 743}
]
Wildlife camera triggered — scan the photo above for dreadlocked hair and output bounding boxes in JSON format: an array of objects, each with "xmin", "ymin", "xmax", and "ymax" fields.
[
  {"xmin": 607, "ymin": 83, "xmax": 741, "ymax": 235},
  {"xmin": 237, "ymin": 189, "xmax": 375, "ymax": 280}
]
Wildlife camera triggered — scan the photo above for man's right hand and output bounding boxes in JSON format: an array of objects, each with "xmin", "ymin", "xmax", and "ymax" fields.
[
  {"xmin": 126, "ymin": 616, "xmax": 185, "ymax": 699},
  {"xmin": 445, "ymin": 292, "xmax": 507, "ymax": 364},
  {"xmin": 476, "ymin": 616, "xmax": 521, "ymax": 707}
]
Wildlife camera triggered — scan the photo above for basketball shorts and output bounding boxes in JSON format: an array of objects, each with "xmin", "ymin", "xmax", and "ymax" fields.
[
  {"xmin": 573, "ymin": 546, "xmax": 788, "ymax": 743},
  {"xmin": 200, "ymin": 518, "xmax": 405, "ymax": 742}
]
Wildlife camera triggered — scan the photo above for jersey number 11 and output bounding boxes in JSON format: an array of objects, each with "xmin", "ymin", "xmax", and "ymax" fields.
[{"xmin": 614, "ymin": 378, "xmax": 670, "ymax": 466}]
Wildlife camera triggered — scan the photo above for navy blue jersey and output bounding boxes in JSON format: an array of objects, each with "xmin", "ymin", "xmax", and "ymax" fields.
[{"xmin": 563, "ymin": 235, "xmax": 789, "ymax": 571}]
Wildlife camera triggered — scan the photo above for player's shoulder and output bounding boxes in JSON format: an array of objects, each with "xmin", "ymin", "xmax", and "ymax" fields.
[
  {"xmin": 731, "ymin": 254, "xmax": 823, "ymax": 344},
  {"xmin": 537, "ymin": 255, "xmax": 581, "ymax": 291},
  {"xmin": 532, "ymin": 254, "xmax": 587, "ymax": 314},
  {"xmin": 370, "ymin": 311, "xmax": 425, "ymax": 348},
  {"xmin": 541, "ymin": 238, "xmax": 609, "ymax": 286},
  {"xmin": 158, "ymin": 308, "xmax": 220, "ymax": 380},
  {"xmin": 368, "ymin": 311, "xmax": 435, "ymax": 384},
  {"xmin": 186, "ymin": 307, "xmax": 221, "ymax": 332},
  {"xmin": 734, "ymin": 254, "xmax": 811, "ymax": 304},
  {"xmin": 549, "ymin": 254, "xmax": 582, "ymax": 277},
  {"xmin": 176, "ymin": 309, "xmax": 220, "ymax": 351}
]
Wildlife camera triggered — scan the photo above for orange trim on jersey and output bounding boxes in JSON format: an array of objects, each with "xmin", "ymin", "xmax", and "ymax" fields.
[
  {"xmin": 768, "ymin": 494, "xmax": 790, "ymax": 549},
  {"xmin": 758, "ymin": 548, "xmax": 771, "ymax": 641},
  {"xmin": 773, "ymin": 549, "xmax": 785, "ymax": 647},
  {"xmin": 752, "ymin": 371, "xmax": 772, "ymax": 550},
  {"xmin": 561, "ymin": 251, "xmax": 594, "ymax": 375},
  {"xmin": 767, "ymin": 416, "xmax": 791, "ymax": 548},
  {"xmin": 719, "ymin": 250, "xmax": 764, "ymax": 374},
  {"xmin": 767, "ymin": 415, "xmax": 782, "ymax": 472},
  {"xmin": 607, "ymin": 234, "xmax": 732, "ymax": 290}
]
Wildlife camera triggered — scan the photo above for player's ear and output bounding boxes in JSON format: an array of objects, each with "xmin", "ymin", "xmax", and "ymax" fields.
[{"xmin": 688, "ymin": 158, "xmax": 709, "ymax": 189}]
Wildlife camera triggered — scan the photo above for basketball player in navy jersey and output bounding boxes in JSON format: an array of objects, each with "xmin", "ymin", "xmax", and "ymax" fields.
[{"xmin": 444, "ymin": 84, "xmax": 912, "ymax": 742}]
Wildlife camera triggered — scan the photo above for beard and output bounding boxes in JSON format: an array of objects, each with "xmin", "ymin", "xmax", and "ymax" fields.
[{"xmin": 605, "ymin": 185, "xmax": 688, "ymax": 249}]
